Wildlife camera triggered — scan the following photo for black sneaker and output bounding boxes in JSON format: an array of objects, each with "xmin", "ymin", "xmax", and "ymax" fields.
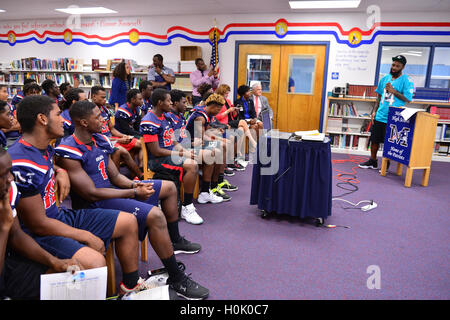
[
  {"xmin": 166, "ymin": 274, "xmax": 209, "ymax": 300},
  {"xmin": 358, "ymin": 158, "xmax": 378, "ymax": 169},
  {"xmin": 229, "ymin": 162, "xmax": 245, "ymax": 171},
  {"xmin": 211, "ymin": 187, "xmax": 231, "ymax": 202},
  {"xmin": 224, "ymin": 168, "xmax": 235, "ymax": 176},
  {"xmin": 218, "ymin": 179, "xmax": 238, "ymax": 191},
  {"xmin": 173, "ymin": 236, "xmax": 201, "ymax": 255}
]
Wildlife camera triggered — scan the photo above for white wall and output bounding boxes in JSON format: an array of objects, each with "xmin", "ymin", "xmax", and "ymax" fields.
[{"xmin": 1, "ymin": 11, "xmax": 449, "ymax": 128}]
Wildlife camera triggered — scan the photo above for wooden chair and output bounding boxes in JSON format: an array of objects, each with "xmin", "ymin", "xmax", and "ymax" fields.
[{"xmin": 106, "ymin": 242, "xmax": 116, "ymax": 297}]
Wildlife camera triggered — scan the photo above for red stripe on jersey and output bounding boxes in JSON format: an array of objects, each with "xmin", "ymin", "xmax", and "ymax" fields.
[{"xmin": 143, "ymin": 134, "xmax": 158, "ymax": 143}]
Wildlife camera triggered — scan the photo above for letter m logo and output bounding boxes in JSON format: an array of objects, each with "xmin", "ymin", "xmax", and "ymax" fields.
[{"xmin": 388, "ymin": 124, "xmax": 410, "ymax": 147}]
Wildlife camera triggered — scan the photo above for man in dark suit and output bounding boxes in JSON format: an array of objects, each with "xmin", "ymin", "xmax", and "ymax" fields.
[{"xmin": 251, "ymin": 82, "xmax": 274, "ymax": 127}]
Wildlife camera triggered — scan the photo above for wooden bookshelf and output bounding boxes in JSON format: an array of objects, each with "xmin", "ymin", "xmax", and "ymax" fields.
[
  {"xmin": 325, "ymin": 95, "xmax": 450, "ymax": 161},
  {"xmin": 1, "ymin": 62, "xmax": 193, "ymax": 100}
]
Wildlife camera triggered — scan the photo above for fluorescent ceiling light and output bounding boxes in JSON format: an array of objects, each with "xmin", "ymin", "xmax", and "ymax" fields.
[
  {"xmin": 400, "ymin": 52, "xmax": 422, "ymax": 57},
  {"xmin": 289, "ymin": 1, "xmax": 361, "ymax": 9},
  {"xmin": 55, "ymin": 7, "xmax": 117, "ymax": 15},
  {"xmin": 0, "ymin": 9, "xmax": 6, "ymax": 12},
  {"xmin": 407, "ymin": 51, "xmax": 423, "ymax": 54}
]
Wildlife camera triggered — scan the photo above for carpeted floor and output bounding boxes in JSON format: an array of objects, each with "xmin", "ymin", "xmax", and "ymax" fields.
[{"xmin": 113, "ymin": 152, "xmax": 449, "ymax": 300}]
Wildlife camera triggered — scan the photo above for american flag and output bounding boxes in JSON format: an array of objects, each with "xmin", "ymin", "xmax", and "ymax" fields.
[{"xmin": 210, "ymin": 26, "xmax": 220, "ymax": 76}]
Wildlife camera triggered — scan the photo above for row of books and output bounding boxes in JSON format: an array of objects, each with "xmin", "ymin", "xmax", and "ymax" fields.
[
  {"xmin": 434, "ymin": 143, "xmax": 450, "ymax": 156},
  {"xmin": 327, "ymin": 118, "xmax": 372, "ymax": 134},
  {"xmin": 435, "ymin": 124, "xmax": 450, "ymax": 142},
  {"xmin": 346, "ymin": 84, "xmax": 377, "ymax": 98},
  {"xmin": 10, "ymin": 57, "xmax": 84, "ymax": 71},
  {"xmin": 329, "ymin": 102, "xmax": 359, "ymax": 117},
  {"xmin": 329, "ymin": 134, "xmax": 371, "ymax": 151},
  {"xmin": 430, "ymin": 106, "xmax": 450, "ymax": 120}
]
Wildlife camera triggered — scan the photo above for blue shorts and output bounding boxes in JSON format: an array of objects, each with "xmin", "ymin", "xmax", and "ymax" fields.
[
  {"xmin": 31, "ymin": 207, "xmax": 120, "ymax": 259},
  {"xmin": 91, "ymin": 179, "xmax": 162, "ymax": 241}
]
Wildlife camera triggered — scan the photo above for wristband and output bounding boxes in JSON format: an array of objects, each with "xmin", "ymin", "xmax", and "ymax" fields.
[{"xmin": 131, "ymin": 181, "xmax": 135, "ymax": 189}]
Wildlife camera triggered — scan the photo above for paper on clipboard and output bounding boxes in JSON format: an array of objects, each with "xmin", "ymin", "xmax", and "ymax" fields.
[
  {"xmin": 400, "ymin": 107, "xmax": 422, "ymax": 121},
  {"xmin": 40, "ymin": 266, "xmax": 107, "ymax": 300}
]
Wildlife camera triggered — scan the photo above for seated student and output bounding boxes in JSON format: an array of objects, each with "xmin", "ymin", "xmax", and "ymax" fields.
[
  {"xmin": 114, "ymin": 89, "xmax": 143, "ymax": 168},
  {"xmin": 0, "ymin": 101, "xmax": 13, "ymax": 149},
  {"xmin": 235, "ymin": 85, "xmax": 263, "ymax": 140},
  {"xmin": 215, "ymin": 84, "xmax": 256, "ymax": 169},
  {"xmin": 60, "ymin": 88, "xmax": 86, "ymax": 137},
  {"xmin": 41, "ymin": 79, "xmax": 62, "ymax": 103},
  {"xmin": 170, "ymin": 90, "xmax": 238, "ymax": 194},
  {"xmin": 11, "ymin": 78, "xmax": 37, "ymax": 107},
  {"xmin": 58, "ymin": 82, "xmax": 72, "ymax": 109},
  {"xmin": 140, "ymin": 89, "xmax": 207, "ymax": 225},
  {"xmin": 196, "ymin": 83, "xmax": 213, "ymax": 107},
  {"xmin": 56, "ymin": 100, "xmax": 207, "ymax": 299},
  {"xmin": 139, "ymin": 80, "xmax": 153, "ymax": 116},
  {"xmin": 0, "ymin": 84, "xmax": 21, "ymax": 147},
  {"xmin": 8, "ymin": 95, "xmax": 153, "ymax": 295},
  {"xmin": 91, "ymin": 86, "xmax": 143, "ymax": 180},
  {"xmin": 0, "ymin": 149, "xmax": 79, "ymax": 299},
  {"xmin": 23, "ymin": 82, "xmax": 42, "ymax": 97},
  {"xmin": 186, "ymin": 93, "xmax": 237, "ymax": 201}
]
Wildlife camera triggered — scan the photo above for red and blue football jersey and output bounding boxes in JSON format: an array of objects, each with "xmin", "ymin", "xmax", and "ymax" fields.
[
  {"xmin": 9, "ymin": 180, "xmax": 20, "ymax": 218},
  {"xmin": 61, "ymin": 109, "xmax": 74, "ymax": 136},
  {"xmin": 55, "ymin": 133, "xmax": 115, "ymax": 189},
  {"xmin": 99, "ymin": 105, "xmax": 112, "ymax": 137},
  {"xmin": 5, "ymin": 102, "xmax": 20, "ymax": 140},
  {"xmin": 185, "ymin": 106, "xmax": 214, "ymax": 140},
  {"xmin": 9, "ymin": 138, "xmax": 59, "ymax": 220},
  {"xmin": 166, "ymin": 111, "xmax": 187, "ymax": 143},
  {"xmin": 140, "ymin": 110, "xmax": 175, "ymax": 158}
]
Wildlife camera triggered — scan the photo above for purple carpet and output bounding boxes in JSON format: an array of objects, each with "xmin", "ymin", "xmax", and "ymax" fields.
[{"xmin": 113, "ymin": 153, "xmax": 449, "ymax": 300}]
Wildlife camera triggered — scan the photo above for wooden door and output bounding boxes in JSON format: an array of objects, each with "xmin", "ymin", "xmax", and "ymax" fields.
[
  {"xmin": 237, "ymin": 44, "xmax": 281, "ymax": 127},
  {"xmin": 277, "ymin": 45, "xmax": 326, "ymax": 132}
]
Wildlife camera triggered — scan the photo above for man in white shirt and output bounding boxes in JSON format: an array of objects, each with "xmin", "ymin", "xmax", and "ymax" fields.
[{"xmin": 251, "ymin": 82, "xmax": 273, "ymax": 126}]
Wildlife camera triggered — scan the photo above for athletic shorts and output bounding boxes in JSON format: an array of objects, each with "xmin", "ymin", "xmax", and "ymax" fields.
[
  {"xmin": 115, "ymin": 137, "xmax": 138, "ymax": 151},
  {"xmin": 30, "ymin": 207, "xmax": 120, "ymax": 259},
  {"xmin": 370, "ymin": 120, "xmax": 387, "ymax": 144},
  {"xmin": 149, "ymin": 156, "xmax": 186, "ymax": 182},
  {"xmin": 90, "ymin": 179, "xmax": 162, "ymax": 241},
  {"xmin": 0, "ymin": 250, "xmax": 48, "ymax": 299}
]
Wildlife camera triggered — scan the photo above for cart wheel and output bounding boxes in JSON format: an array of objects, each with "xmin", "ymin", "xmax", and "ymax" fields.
[
  {"xmin": 261, "ymin": 210, "xmax": 270, "ymax": 219},
  {"xmin": 315, "ymin": 218, "xmax": 324, "ymax": 227}
]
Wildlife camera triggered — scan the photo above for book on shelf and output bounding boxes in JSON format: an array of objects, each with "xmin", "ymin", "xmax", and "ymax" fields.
[
  {"xmin": 346, "ymin": 84, "xmax": 377, "ymax": 98},
  {"xmin": 435, "ymin": 125, "xmax": 443, "ymax": 141},
  {"xmin": 329, "ymin": 102, "xmax": 358, "ymax": 117},
  {"xmin": 328, "ymin": 133, "xmax": 369, "ymax": 151},
  {"xmin": 442, "ymin": 124, "xmax": 450, "ymax": 141},
  {"xmin": 92, "ymin": 59, "xmax": 100, "ymax": 71}
]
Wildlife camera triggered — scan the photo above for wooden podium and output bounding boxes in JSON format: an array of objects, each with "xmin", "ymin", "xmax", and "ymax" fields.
[{"xmin": 380, "ymin": 107, "xmax": 439, "ymax": 187}]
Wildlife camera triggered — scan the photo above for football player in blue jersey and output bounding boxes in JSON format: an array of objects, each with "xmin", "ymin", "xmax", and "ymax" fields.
[
  {"xmin": 91, "ymin": 85, "xmax": 143, "ymax": 180},
  {"xmin": 56, "ymin": 100, "xmax": 208, "ymax": 300},
  {"xmin": 0, "ymin": 148, "xmax": 79, "ymax": 299},
  {"xmin": 9, "ymin": 95, "xmax": 155, "ymax": 296}
]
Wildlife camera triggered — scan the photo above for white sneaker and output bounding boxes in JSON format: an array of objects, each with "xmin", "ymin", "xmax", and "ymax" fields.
[
  {"xmin": 181, "ymin": 204, "xmax": 203, "ymax": 225},
  {"xmin": 236, "ymin": 158, "xmax": 249, "ymax": 168},
  {"xmin": 197, "ymin": 191, "xmax": 223, "ymax": 204}
]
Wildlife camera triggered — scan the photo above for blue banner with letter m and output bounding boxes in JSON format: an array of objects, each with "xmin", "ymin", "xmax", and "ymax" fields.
[{"xmin": 383, "ymin": 107, "xmax": 416, "ymax": 165}]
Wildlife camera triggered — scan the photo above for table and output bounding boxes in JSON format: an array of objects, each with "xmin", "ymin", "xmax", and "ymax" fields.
[{"xmin": 250, "ymin": 133, "xmax": 332, "ymax": 220}]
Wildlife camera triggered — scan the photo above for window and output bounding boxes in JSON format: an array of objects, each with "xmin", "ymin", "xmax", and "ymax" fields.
[
  {"xmin": 246, "ymin": 55, "xmax": 271, "ymax": 92},
  {"xmin": 430, "ymin": 47, "xmax": 450, "ymax": 89},
  {"xmin": 379, "ymin": 46, "xmax": 430, "ymax": 87},
  {"xmin": 375, "ymin": 43, "xmax": 450, "ymax": 90},
  {"xmin": 288, "ymin": 55, "xmax": 316, "ymax": 94}
]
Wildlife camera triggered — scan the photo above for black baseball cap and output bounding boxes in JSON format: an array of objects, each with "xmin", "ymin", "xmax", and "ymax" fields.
[{"xmin": 392, "ymin": 55, "xmax": 407, "ymax": 65}]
